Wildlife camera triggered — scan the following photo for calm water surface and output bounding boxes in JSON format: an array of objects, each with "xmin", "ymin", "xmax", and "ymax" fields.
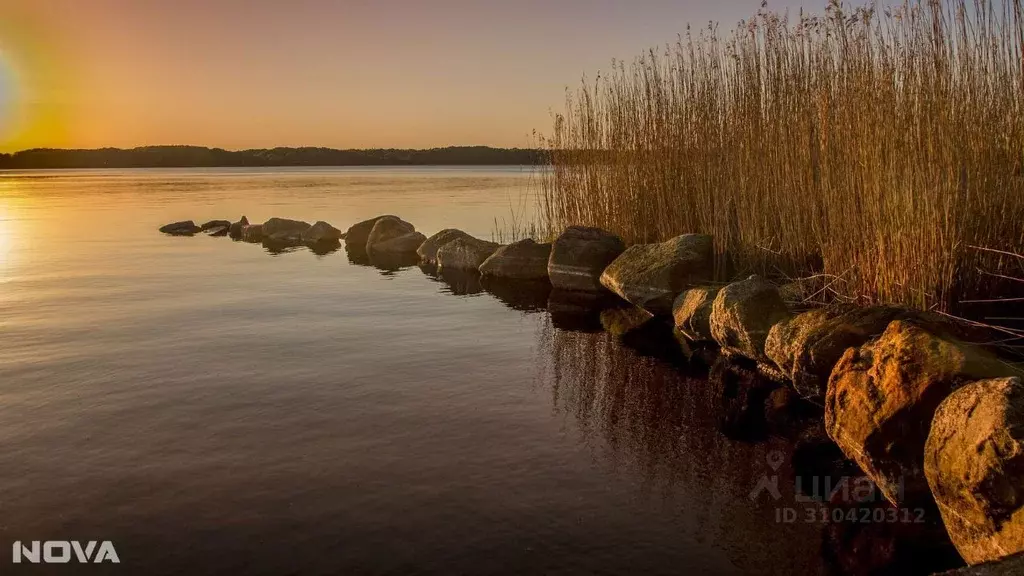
[{"xmin": 0, "ymin": 167, "xmax": 829, "ymax": 575}]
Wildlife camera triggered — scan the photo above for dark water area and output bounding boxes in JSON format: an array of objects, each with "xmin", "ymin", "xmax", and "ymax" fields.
[{"xmin": 0, "ymin": 168, "xmax": 953, "ymax": 575}]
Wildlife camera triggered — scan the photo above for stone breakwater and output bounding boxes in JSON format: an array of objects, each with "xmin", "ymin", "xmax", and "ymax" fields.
[{"xmin": 161, "ymin": 216, "xmax": 1024, "ymax": 574}]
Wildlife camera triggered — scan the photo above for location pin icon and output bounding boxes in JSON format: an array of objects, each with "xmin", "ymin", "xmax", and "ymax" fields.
[{"xmin": 767, "ymin": 450, "xmax": 784, "ymax": 471}]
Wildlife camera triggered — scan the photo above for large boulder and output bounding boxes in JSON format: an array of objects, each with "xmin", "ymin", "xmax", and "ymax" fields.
[
  {"xmin": 228, "ymin": 215, "xmax": 249, "ymax": 239},
  {"xmin": 436, "ymin": 237, "xmax": 500, "ymax": 271},
  {"xmin": 365, "ymin": 216, "xmax": 416, "ymax": 252},
  {"xmin": 262, "ymin": 217, "xmax": 311, "ymax": 242},
  {"xmin": 240, "ymin": 224, "xmax": 263, "ymax": 243},
  {"xmin": 418, "ymin": 229, "xmax": 473, "ymax": 264},
  {"xmin": 302, "ymin": 221, "xmax": 342, "ymax": 243},
  {"xmin": 371, "ymin": 231, "xmax": 428, "ymax": 254},
  {"xmin": 825, "ymin": 320, "xmax": 1011, "ymax": 507},
  {"xmin": 709, "ymin": 276, "xmax": 792, "ymax": 362},
  {"xmin": 479, "ymin": 239, "xmax": 552, "ymax": 280},
  {"xmin": 599, "ymin": 234, "xmax": 713, "ymax": 315},
  {"xmin": 925, "ymin": 377, "xmax": 1024, "ymax": 565},
  {"xmin": 158, "ymin": 220, "xmax": 201, "ymax": 236},
  {"xmin": 672, "ymin": 286, "xmax": 721, "ymax": 342},
  {"xmin": 344, "ymin": 215, "xmax": 402, "ymax": 250},
  {"xmin": 548, "ymin": 226, "xmax": 626, "ymax": 291},
  {"xmin": 766, "ymin": 305, "xmax": 922, "ymax": 401}
]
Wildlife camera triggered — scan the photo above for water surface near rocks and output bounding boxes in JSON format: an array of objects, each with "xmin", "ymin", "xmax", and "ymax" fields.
[{"xmin": 0, "ymin": 167, "xmax": 829, "ymax": 575}]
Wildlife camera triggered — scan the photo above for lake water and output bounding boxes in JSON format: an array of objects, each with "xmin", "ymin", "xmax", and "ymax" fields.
[{"xmin": 0, "ymin": 167, "xmax": 833, "ymax": 575}]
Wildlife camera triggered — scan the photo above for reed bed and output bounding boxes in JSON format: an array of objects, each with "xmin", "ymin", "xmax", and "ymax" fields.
[{"xmin": 540, "ymin": 0, "xmax": 1024, "ymax": 317}]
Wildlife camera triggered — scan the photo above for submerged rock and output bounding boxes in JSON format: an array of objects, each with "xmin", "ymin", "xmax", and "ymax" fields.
[
  {"xmin": 709, "ymin": 276, "xmax": 792, "ymax": 363},
  {"xmin": 826, "ymin": 320, "xmax": 1011, "ymax": 507},
  {"xmin": 479, "ymin": 238, "xmax": 552, "ymax": 280},
  {"xmin": 302, "ymin": 221, "xmax": 343, "ymax": 244},
  {"xmin": 672, "ymin": 285, "xmax": 721, "ymax": 342},
  {"xmin": 417, "ymin": 229, "xmax": 473, "ymax": 264},
  {"xmin": 435, "ymin": 236, "xmax": 500, "ymax": 271},
  {"xmin": 228, "ymin": 215, "xmax": 249, "ymax": 239},
  {"xmin": 240, "ymin": 224, "xmax": 263, "ymax": 243},
  {"xmin": 925, "ymin": 377, "xmax": 1024, "ymax": 566},
  {"xmin": 344, "ymin": 215, "xmax": 402, "ymax": 251},
  {"xmin": 366, "ymin": 216, "xmax": 416, "ymax": 252},
  {"xmin": 599, "ymin": 306, "xmax": 655, "ymax": 337},
  {"xmin": 599, "ymin": 234, "xmax": 714, "ymax": 316},
  {"xmin": 548, "ymin": 226, "xmax": 626, "ymax": 292},
  {"xmin": 158, "ymin": 220, "xmax": 201, "ymax": 236},
  {"xmin": 262, "ymin": 217, "xmax": 311, "ymax": 242},
  {"xmin": 200, "ymin": 219, "xmax": 231, "ymax": 232},
  {"xmin": 765, "ymin": 305, "xmax": 920, "ymax": 401},
  {"xmin": 371, "ymin": 231, "xmax": 428, "ymax": 254}
]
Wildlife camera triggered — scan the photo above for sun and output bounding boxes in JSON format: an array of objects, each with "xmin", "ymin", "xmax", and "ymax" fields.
[{"xmin": 0, "ymin": 7, "xmax": 76, "ymax": 153}]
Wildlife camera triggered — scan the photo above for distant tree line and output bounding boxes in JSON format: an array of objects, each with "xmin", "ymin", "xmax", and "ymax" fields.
[{"xmin": 0, "ymin": 145, "xmax": 548, "ymax": 169}]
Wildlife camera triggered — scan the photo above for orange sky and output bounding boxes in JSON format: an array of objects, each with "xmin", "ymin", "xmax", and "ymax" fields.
[{"xmin": 0, "ymin": 0, "xmax": 820, "ymax": 152}]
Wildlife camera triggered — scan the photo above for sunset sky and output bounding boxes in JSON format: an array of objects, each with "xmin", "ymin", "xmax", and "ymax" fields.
[{"xmin": 0, "ymin": 0, "xmax": 819, "ymax": 152}]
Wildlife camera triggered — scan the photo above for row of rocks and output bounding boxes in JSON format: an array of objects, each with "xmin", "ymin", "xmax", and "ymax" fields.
[
  {"xmin": 163, "ymin": 215, "xmax": 1023, "ymax": 569},
  {"xmin": 670, "ymin": 277, "xmax": 1023, "ymax": 569},
  {"xmin": 160, "ymin": 217, "xmax": 344, "ymax": 245}
]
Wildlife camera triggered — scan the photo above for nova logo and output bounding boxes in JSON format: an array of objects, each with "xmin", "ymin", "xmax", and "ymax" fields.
[{"xmin": 12, "ymin": 541, "xmax": 120, "ymax": 564}]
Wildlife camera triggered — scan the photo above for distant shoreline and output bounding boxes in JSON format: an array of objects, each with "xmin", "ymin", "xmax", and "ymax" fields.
[{"xmin": 0, "ymin": 145, "xmax": 547, "ymax": 170}]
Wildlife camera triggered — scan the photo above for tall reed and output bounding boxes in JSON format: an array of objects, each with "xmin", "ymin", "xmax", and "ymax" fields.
[{"xmin": 541, "ymin": 0, "xmax": 1024, "ymax": 315}]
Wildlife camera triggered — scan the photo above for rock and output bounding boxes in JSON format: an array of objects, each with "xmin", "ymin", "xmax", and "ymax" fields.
[
  {"xmin": 548, "ymin": 226, "xmax": 626, "ymax": 292},
  {"xmin": 709, "ymin": 275, "xmax": 792, "ymax": 363},
  {"xmin": 672, "ymin": 286, "xmax": 721, "ymax": 342},
  {"xmin": 240, "ymin": 224, "xmax": 263, "ymax": 243},
  {"xmin": 228, "ymin": 216, "xmax": 249, "ymax": 239},
  {"xmin": 599, "ymin": 234, "xmax": 714, "ymax": 315},
  {"xmin": 158, "ymin": 220, "xmax": 201, "ymax": 236},
  {"xmin": 302, "ymin": 221, "xmax": 342, "ymax": 243},
  {"xmin": 825, "ymin": 320, "xmax": 1011, "ymax": 507},
  {"xmin": 599, "ymin": 306, "xmax": 655, "ymax": 337},
  {"xmin": 479, "ymin": 239, "xmax": 552, "ymax": 280},
  {"xmin": 765, "ymin": 305, "xmax": 921, "ymax": 401},
  {"xmin": 205, "ymin": 225, "xmax": 229, "ymax": 237},
  {"xmin": 435, "ymin": 236, "xmax": 500, "ymax": 271},
  {"xmin": 261, "ymin": 217, "xmax": 311, "ymax": 242},
  {"xmin": 371, "ymin": 231, "xmax": 427, "ymax": 254},
  {"xmin": 366, "ymin": 216, "xmax": 416, "ymax": 252},
  {"xmin": 417, "ymin": 229, "xmax": 473, "ymax": 264},
  {"xmin": 200, "ymin": 219, "xmax": 231, "ymax": 232},
  {"xmin": 937, "ymin": 552, "xmax": 1024, "ymax": 574},
  {"xmin": 344, "ymin": 215, "xmax": 402, "ymax": 250},
  {"xmin": 925, "ymin": 377, "xmax": 1024, "ymax": 565},
  {"xmin": 764, "ymin": 386, "xmax": 800, "ymax": 430}
]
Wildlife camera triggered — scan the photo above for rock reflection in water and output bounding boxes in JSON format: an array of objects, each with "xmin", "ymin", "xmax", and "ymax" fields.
[
  {"xmin": 534, "ymin": 316, "xmax": 827, "ymax": 574},
  {"xmin": 479, "ymin": 276, "xmax": 551, "ymax": 312},
  {"xmin": 259, "ymin": 238, "xmax": 341, "ymax": 256},
  {"xmin": 418, "ymin": 264, "xmax": 484, "ymax": 296},
  {"xmin": 345, "ymin": 246, "xmax": 419, "ymax": 273}
]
